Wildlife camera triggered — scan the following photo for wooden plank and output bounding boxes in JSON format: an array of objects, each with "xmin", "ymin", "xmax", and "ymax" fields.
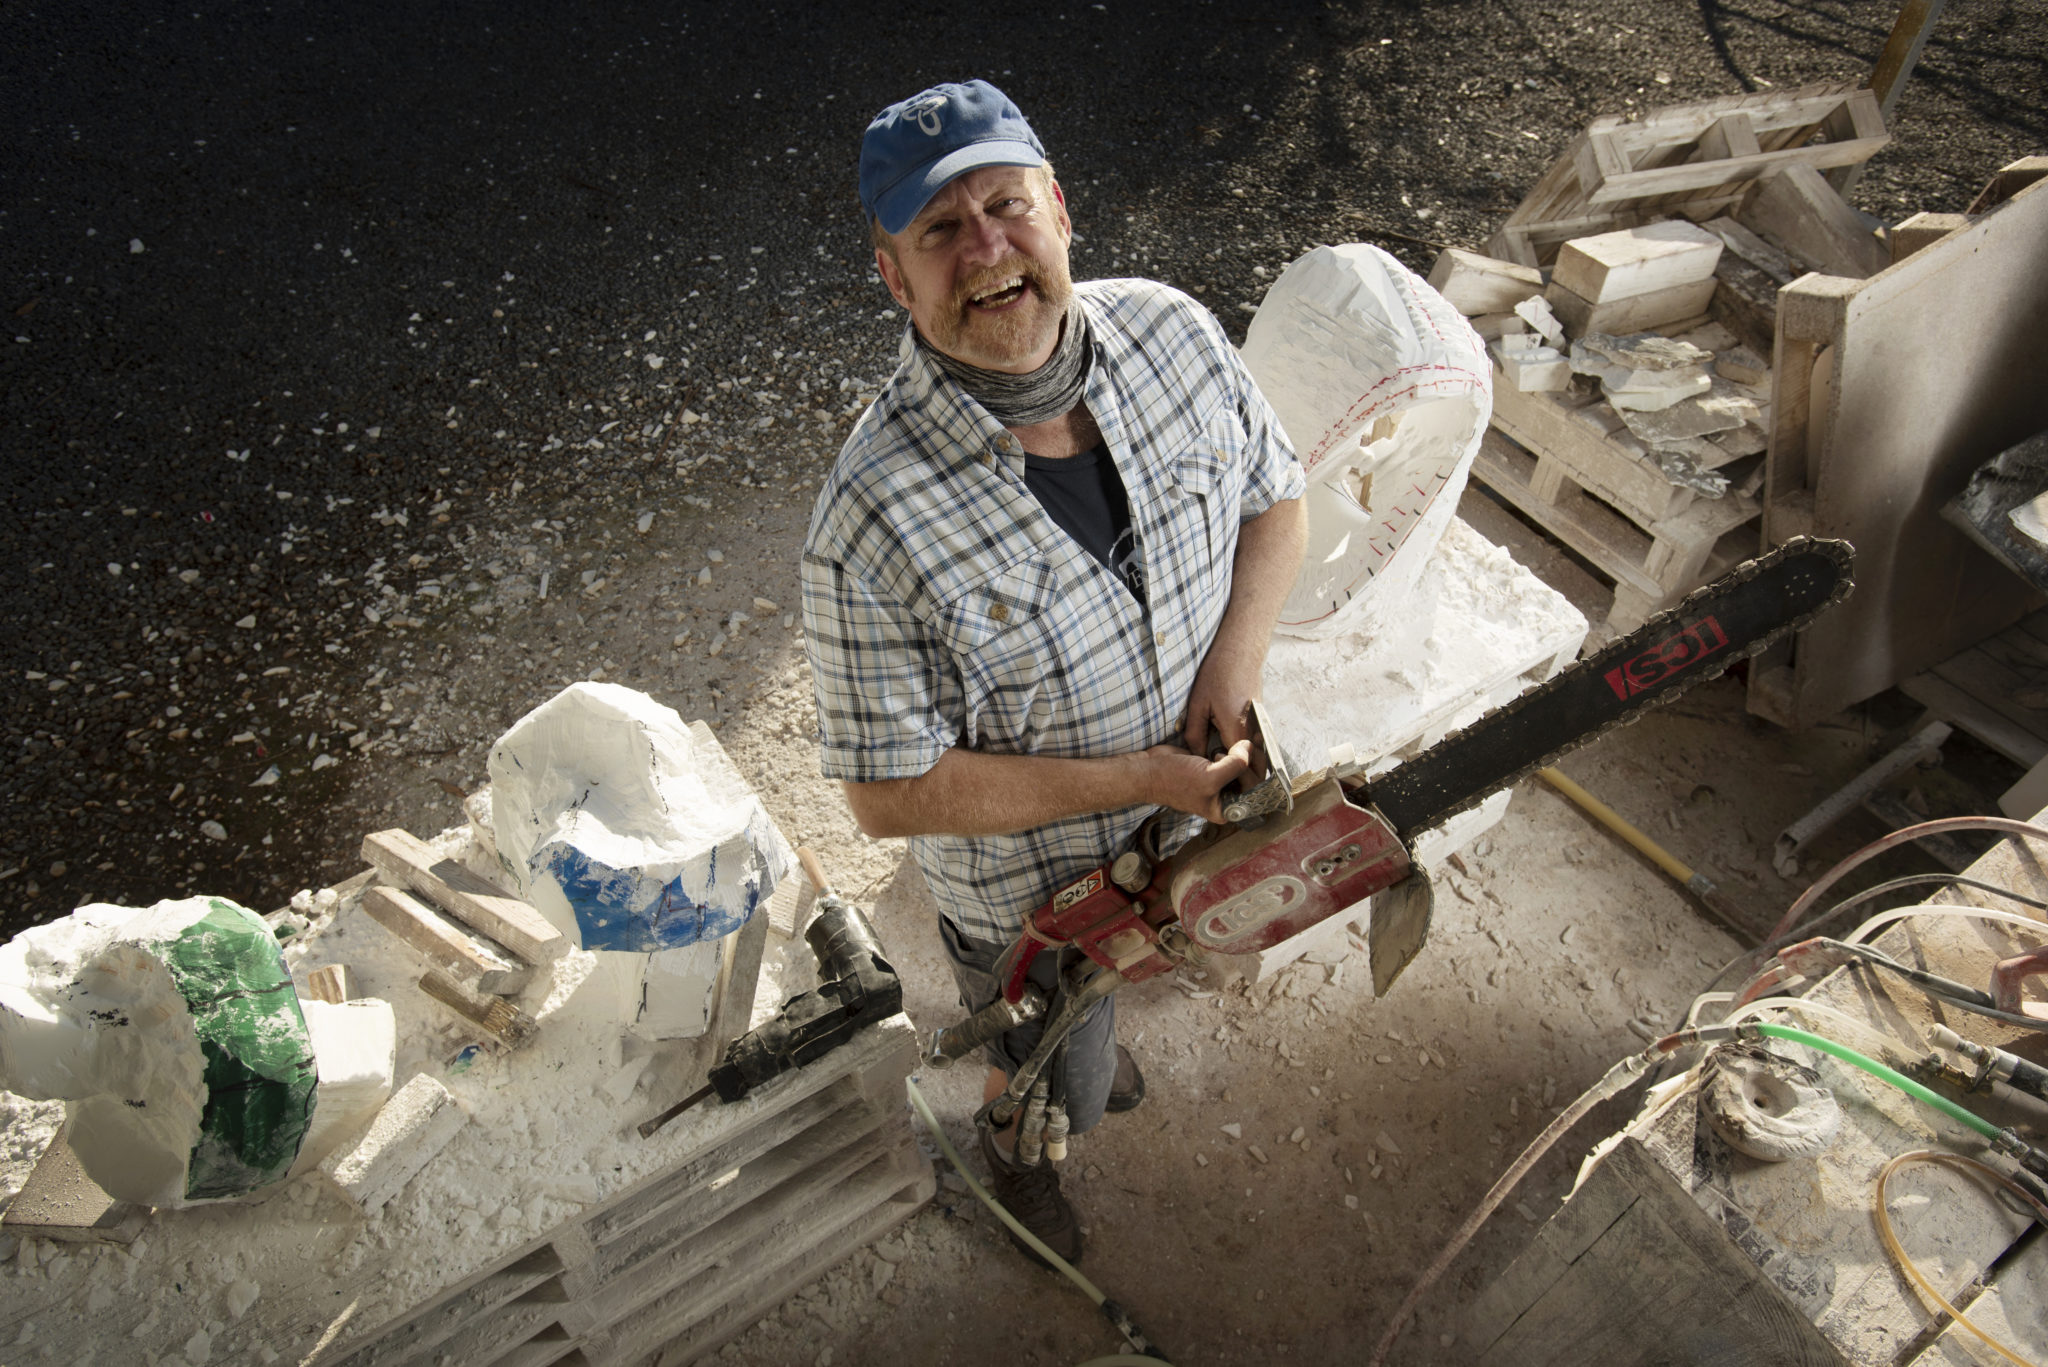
[
  {"xmin": 590, "ymin": 1014, "xmax": 917, "ymax": 1247},
  {"xmin": 594, "ymin": 1106, "xmax": 890, "ymax": 1286},
  {"xmin": 1427, "ymin": 248, "xmax": 1544, "ymax": 315},
  {"xmin": 1743, "ymin": 164, "xmax": 1892, "ymax": 279},
  {"xmin": 1999, "ymin": 749, "xmax": 2048, "ymax": 819},
  {"xmin": 1899, "ymin": 671, "xmax": 2048, "ymax": 768},
  {"xmin": 419, "ymin": 970, "xmax": 541, "ymax": 1047},
  {"xmin": 1553, "ymin": 222, "xmax": 1723, "ymax": 302},
  {"xmin": 589, "ymin": 1083, "xmax": 872, "ymax": 1254},
  {"xmin": 1915, "ymin": 1231, "xmax": 2048, "ymax": 1364},
  {"xmin": 1586, "ymin": 134, "xmax": 1888, "ymax": 208},
  {"xmin": 362, "ymin": 828, "xmax": 567, "ymax": 965},
  {"xmin": 1769, "ymin": 174, "xmax": 2048, "ymax": 727},
  {"xmin": 1472, "ymin": 434, "xmax": 1665, "ymax": 605},
  {"xmin": 573, "ymin": 1134, "xmax": 920, "ymax": 1333},
  {"xmin": 1589, "ymin": 83, "xmax": 1861, "ymax": 153},
  {"xmin": 1891, "ymin": 211, "xmax": 1971, "ymax": 263},
  {"xmin": 0, "ymin": 1123, "xmax": 149, "ymax": 1244},
  {"xmin": 1472, "ymin": 1138, "xmax": 1840, "ymax": 1366},
  {"xmin": 1695, "ymin": 112, "xmax": 1762, "ymax": 164},
  {"xmin": 1489, "ymin": 382, "xmax": 1695, "ymax": 526},
  {"xmin": 361, "ymin": 883, "xmax": 535, "ymax": 995},
  {"xmin": 630, "ymin": 1148, "xmax": 931, "ymax": 1367},
  {"xmin": 319, "ymin": 1018, "xmax": 920, "ymax": 1367},
  {"xmin": 327, "ymin": 1248, "xmax": 565, "ymax": 1367}
]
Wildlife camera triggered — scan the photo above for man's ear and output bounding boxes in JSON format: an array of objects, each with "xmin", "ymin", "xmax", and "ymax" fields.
[
  {"xmin": 1050, "ymin": 177, "xmax": 1072, "ymax": 240},
  {"xmin": 875, "ymin": 245, "xmax": 912, "ymax": 308}
]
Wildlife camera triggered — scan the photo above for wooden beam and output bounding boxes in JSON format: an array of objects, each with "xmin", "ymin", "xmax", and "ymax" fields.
[
  {"xmin": 360, "ymin": 883, "xmax": 535, "ymax": 995},
  {"xmin": 361, "ymin": 828, "xmax": 567, "ymax": 965},
  {"xmin": 418, "ymin": 970, "xmax": 542, "ymax": 1048},
  {"xmin": 1743, "ymin": 165, "xmax": 1892, "ymax": 279}
]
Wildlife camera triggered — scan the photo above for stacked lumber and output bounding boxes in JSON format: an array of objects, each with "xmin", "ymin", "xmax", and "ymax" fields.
[
  {"xmin": 359, "ymin": 827, "xmax": 563, "ymax": 1047},
  {"xmin": 1443, "ymin": 81, "xmax": 1896, "ymax": 634}
]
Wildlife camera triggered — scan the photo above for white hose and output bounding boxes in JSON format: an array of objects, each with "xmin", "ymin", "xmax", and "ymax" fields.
[
  {"xmin": 1848, "ymin": 905, "xmax": 2048, "ymax": 945},
  {"xmin": 902, "ymin": 1076, "xmax": 1174, "ymax": 1366}
]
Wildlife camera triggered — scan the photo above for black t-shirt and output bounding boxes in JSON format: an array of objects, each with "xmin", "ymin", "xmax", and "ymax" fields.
[{"xmin": 1022, "ymin": 445, "xmax": 1146, "ymax": 606}]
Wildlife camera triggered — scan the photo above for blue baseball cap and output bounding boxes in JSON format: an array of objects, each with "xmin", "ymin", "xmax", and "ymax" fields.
[{"xmin": 859, "ymin": 80, "xmax": 1047, "ymax": 235}]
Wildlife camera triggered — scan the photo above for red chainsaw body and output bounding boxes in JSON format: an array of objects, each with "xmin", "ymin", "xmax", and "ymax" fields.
[
  {"xmin": 1171, "ymin": 779, "xmax": 1410, "ymax": 954},
  {"xmin": 1000, "ymin": 779, "xmax": 1412, "ymax": 1001}
]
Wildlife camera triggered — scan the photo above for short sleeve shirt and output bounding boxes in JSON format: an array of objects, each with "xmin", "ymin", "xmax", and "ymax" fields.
[{"xmin": 800, "ymin": 278, "xmax": 1306, "ymax": 943}]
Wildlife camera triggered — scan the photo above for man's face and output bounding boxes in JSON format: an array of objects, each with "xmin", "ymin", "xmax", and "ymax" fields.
[{"xmin": 875, "ymin": 165, "xmax": 1074, "ymax": 375}]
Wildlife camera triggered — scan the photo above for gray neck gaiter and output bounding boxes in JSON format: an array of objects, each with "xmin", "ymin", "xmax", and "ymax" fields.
[{"xmin": 918, "ymin": 303, "xmax": 1091, "ymax": 428}]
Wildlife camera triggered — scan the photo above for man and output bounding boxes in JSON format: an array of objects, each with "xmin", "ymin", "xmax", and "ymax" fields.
[{"xmin": 800, "ymin": 79, "xmax": 1306, "ymax": 1266}]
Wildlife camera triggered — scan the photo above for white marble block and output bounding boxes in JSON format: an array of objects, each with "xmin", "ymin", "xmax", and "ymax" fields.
[
  {"xmin": 487, "ymin": 682, "xmax": 793, "ymax": 1040},
  {"xmin": 1243, "ymin": 243, "xmax": 1493, "ymax": 643}
]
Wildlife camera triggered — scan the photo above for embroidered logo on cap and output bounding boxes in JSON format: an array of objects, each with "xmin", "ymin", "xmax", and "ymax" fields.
[{"xmin": 907, "ymin": 94, "xmax": 949, "ymax": 136}]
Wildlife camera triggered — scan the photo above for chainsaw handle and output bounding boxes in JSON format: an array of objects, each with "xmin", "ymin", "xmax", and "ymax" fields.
[{"xmin": 993, "ymin": 933, "xmax": 1047, "ymax": 1006}]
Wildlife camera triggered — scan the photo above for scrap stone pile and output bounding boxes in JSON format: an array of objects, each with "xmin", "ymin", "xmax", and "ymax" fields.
[{"xmin": 1422, "ymin": 79, "xmax": 1901, "ymax": 634}]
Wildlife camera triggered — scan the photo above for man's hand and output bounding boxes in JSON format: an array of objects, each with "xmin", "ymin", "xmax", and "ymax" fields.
[{"xmin": 1140, "ymin": 740, "xmax": 1252, "ymax": 825}]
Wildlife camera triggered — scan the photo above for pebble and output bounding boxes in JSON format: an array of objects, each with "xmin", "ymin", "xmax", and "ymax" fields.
[
  {"xmin": 636, "ymin": 512, "xmax": 655, "ymax": 534},
  {"xmin": 707, "ymin": 549, "xmax": 725, "ymax": 563},
  {"xmin": 1247, "ymin": 1144, "xmax": 1269, "ymax": 1165},
  {"xmin": 1219, "ymin": 1122, "xmax": 1241, "ymax": 1140}
]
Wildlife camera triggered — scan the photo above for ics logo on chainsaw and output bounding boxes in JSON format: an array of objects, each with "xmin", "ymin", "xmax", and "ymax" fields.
[{"xmin": 1604, "ymin": 616, "xmax": 1730, "ymax": 700}]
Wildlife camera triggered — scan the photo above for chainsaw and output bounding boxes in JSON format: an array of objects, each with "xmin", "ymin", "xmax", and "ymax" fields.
[{"xmin": 927, "ymin": 537, "xmax": 1856, "ymax": 1140}]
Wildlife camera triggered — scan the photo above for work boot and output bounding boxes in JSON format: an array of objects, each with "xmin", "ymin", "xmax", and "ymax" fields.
[
  {"xmin": 980, "ymin": 1127, "xmax": 1084, "ymax": 1268},
  {"xmin": 1105, "ymin": 1044, "xmax": 1145, "ymax": 1113}
]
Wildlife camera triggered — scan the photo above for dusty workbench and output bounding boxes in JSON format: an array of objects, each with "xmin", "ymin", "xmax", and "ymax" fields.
[{"xmin": 1463, "ymin": 826, "xmax": 2048, "ymax": 1364}]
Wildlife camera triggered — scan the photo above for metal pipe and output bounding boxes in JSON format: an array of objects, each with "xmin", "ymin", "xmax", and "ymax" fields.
[{"xmin": 1771, "ymin": 721, "xmax": 1949, "ymax": 877}]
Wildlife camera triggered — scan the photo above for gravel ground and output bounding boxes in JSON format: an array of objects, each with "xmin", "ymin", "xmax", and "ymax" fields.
[{"xmin": 4, "ymin": 0, "xmax": 2042, "ymax": 937}]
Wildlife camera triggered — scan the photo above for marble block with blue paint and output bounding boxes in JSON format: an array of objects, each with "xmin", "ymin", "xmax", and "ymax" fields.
[{"xmin": 487, "ymin": 683, "xmax": 794, "ymax": 1038}]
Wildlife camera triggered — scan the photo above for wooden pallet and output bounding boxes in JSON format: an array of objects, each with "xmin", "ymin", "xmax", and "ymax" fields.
[
  {"xmin": 1475, "ymin": 424, "xmax": 1758, "ymax": 634},
  {"xmin": 323, "ymin": 1015, "xmax": 930, "ymax": 1367},
  {"xmin": 1485, "ymin": 81, "xmax": 1886, "ymax": 268}
]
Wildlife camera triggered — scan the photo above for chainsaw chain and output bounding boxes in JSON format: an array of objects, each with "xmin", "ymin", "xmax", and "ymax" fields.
[{"xmin": 1375, "ymin": 535, "xmax": 1855, "ymax": 836}]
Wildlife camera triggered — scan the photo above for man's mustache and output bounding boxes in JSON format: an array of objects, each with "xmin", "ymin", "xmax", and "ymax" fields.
[{"xmin": 950, "ymin": 256, "xmax": 1050, "ymax": 314}]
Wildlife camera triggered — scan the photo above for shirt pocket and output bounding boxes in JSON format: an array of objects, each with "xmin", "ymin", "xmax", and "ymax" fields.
[{"xmin": 929, "ymin": 552, "xmax": 1065, "ymax": 752}]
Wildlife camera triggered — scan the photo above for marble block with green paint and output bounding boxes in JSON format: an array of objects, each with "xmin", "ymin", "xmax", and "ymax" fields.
[{"xmin": 0, "ymin": 895, "xmax": 392, "ymax": 1208}]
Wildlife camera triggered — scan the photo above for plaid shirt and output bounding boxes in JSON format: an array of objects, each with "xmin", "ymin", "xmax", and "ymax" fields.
[{"xmin": 801, "ymin": 279, "xmax": 1305, "ymax": 943}]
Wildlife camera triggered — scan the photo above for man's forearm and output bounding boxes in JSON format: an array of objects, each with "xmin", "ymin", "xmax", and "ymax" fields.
[
  {"xmin": 843, "ymin": 748, "xmax": 1148, "ymax": 838},
  {"xmin": 1180, "ymin": 497, "xmax": 1308, "ymax": 751},
  {"xmin": 842, "ymin": 740, "xmax": 1252, "ymax": 839},
  {"xmin": 1212, "ymin": 496, "xmax": 1308, "ymax": 678}
]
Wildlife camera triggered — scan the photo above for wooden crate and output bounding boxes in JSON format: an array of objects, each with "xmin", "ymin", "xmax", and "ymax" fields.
[
  {"xmin": 1464, "ymin": 838, "xmax": 2048, "ymax": 1364},
  {"xmin": 1475, "ymin": 427, "xmax": 1758, "ymax": 634},
  {"xmin": 1485, "ymin": 81, "xmax": 1886, "ymax": 268},
  {"xmin": 323, "ymin": 1015, "xmax": 931, "ymax": 1367}
]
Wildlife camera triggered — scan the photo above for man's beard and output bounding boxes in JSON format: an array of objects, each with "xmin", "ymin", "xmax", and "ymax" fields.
[{"xmin": 923, "ymin": 252, "xmax": 1074, "ymax": 373}]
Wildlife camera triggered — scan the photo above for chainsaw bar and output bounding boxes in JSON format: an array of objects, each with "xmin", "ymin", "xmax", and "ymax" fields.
[{"xmin": 1367, "ymin": 536, "xmax": 1855, "ymax": 841}]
